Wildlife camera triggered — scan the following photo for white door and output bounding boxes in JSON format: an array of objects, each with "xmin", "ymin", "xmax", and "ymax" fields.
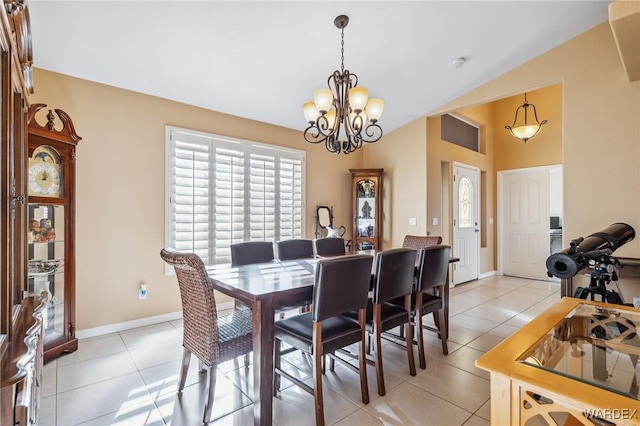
[
  {"xmin": 499, "ymin": 167, "xmax": 552, "ymax": 280},
  {"xmin": 452, "ymin": 163, "xmax": 479, "ymax": 284}
]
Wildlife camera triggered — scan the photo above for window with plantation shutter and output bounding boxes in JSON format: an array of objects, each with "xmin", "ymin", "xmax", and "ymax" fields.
[{"xmin": 165, "ymin": 127, "xmax": 305, "ymax": 267}]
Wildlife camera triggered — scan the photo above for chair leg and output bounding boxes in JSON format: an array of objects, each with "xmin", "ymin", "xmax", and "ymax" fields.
[
  {"xmin": 358, "ymin": 308, "xmax": 370, "ymax": 405},
  {"xmin": 373, "ymin": 303, "xmax": 385, "ymax": 396},
  {"xmin": 416, "ymin": 294, "xmax": 427, "ymax": 369},
  {"xmin": 404, "ymin": 294, "xmax": 416, "ymax": 377},
  {"xmin": 203, "ymin": 366, "xmax": 216, "ymax": 425},
  {"xmin": 178, "ymin": 347, "xmax": 191, "ymax": 392},
  {"xmin": 437, "ymin": 307, "xmax": 449, "ymax": 355},
  {"xmin": 274, "ymin": 338, "xmax": 281, "ymax": 396},
  {"xmin": 312, "ymin": 322, "xmax": 325, "ymax": 426}
]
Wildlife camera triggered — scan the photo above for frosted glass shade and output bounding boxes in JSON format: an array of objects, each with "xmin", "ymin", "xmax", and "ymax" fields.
[
  {"xmin": 348, "ymin": 87, "xmax": 369, "ymax": 111},
  {"xmin": 511, "ymin": 125, "xmax": 541, "ymax": 140},
  {"xmin": 365, "ymin": 98, "xmax": 384, "ymax": 121},
  {"xmin": 303, "ymin": 102, "xmax": 319, "ymax": 123},
  {"xmin": 314, "ymin": 89, "xmax": 334, "ymax": 113}
]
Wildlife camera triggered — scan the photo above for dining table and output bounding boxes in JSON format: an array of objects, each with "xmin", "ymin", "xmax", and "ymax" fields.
[{"xmin": 207, "ymin": 254, "xmax": 459, "ymax": 426}]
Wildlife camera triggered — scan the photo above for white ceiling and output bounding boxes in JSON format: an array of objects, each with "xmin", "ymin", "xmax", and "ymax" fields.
[{"xmin": 29, "ymin": 1, "xmax": 611, "ymax": 134}]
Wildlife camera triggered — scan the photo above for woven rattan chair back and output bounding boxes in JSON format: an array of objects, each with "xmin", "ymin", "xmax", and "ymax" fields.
[
  {"xmin": 402, "ymin": 235, "xmax": 443, "ymax": 250},
  {"xmin": 160, "ymin": 248, "xmax": 219, "ymax": 366}
]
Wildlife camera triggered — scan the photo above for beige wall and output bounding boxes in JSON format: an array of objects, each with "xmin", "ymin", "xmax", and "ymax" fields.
[
  {"xmin": 363, "ymin": 117, "xmax": 428, "ymax": 249},
  {"xmin": 365, "ymin": 22, "xmax": 639, "ymax": 278},
  {"xmin": 432, "ymin": 22, "xmax": 640, "ymax": 259},
  {"xmin": 28, "ymin": 69, "xmax": 362, "ymax": 330}
]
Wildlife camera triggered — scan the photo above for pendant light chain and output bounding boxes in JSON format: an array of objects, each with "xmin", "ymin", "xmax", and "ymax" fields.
[{"xmin": 340, "ymin": 27, "xmax": 345, "ymax": 73}]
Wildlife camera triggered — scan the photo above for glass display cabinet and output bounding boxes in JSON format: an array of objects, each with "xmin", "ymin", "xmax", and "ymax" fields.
[
  {"xmin": 27, "ymin": 104, "xmax": 82, "ymax": 362},
  {"xmin": 350, "ymin": 169, "xmax": 383, "ymax": 251}
]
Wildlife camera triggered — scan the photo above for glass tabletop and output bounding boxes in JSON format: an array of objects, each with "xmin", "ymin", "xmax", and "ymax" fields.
[{"xmin": 518, "ymin": 303, "xmax": 640, "ymax": 400}]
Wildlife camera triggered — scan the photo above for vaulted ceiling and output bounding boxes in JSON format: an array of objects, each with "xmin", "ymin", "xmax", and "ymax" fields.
[{"xmin": 29, "ymin": 1, "xmax": 611, "ymax": 134}]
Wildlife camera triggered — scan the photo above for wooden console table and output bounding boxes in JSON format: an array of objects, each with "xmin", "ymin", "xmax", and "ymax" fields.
[{"xmin": 476, "ymin": 297, "xmax": 640, "ymax": 425}]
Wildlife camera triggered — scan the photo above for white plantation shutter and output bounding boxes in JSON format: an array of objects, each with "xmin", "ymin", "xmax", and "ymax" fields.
[{"xmin": 166, "ymin": 127, "xmax": 305, "ymax": 266}]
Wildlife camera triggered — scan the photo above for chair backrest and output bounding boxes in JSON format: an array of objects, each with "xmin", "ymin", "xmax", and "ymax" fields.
[
  {"xmin": 230, "ymin": 241, "xmax": 275, "ymax": 266},
  {"xmin": 416, "ymin": 245, "xmax": 451, "ymax": 292},
  {"xmin": 277, "ymin": 239, "xmax": 314, "ymax": 261},
  {"xmin": 402, "ymin": 235, "xmax": 443, "ymax": 250},
  {"xmin": 160, "ymin": 248, "xmax": 218, "ymax": 366},
  {"xmin": 312, "ymin": 254, "xmax": 373, "ymax": 322},
  {"xmin": 371, "ymin": 248, "xmax": 417, "ymax": 304},
  {"xmin": 313, "ymin": 237, "xmax": 346, "ymax": 257}
]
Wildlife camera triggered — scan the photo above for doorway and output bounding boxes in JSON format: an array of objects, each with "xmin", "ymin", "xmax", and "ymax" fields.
[
  {"xmin": 498, "ymin": 165, "xmax": 562, "ymax": 280},
  {"xmin": 452, "ymin": 162, "xmax": 479, "ymax": 284}
]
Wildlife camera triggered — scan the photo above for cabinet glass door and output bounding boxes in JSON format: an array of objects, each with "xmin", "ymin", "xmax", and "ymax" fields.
[
  {"xmin": 355, "ymin": 179, "xmax": 376, "ymax": 250},
  {"xmin": 28, "ymin": 204, "xmax": 65, "ymax": 345}
]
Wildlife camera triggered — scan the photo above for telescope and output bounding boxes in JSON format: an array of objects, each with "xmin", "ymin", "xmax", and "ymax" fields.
[{"xmin": 546, "ymin": 223, "xmax": 635, "ymax": 279}]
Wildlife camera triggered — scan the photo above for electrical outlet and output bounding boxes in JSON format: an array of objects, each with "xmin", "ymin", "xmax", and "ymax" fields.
[
  {"xmin": 432, "ymin": 217, "xmax": 439, "ymax": 226},
  {"xmin": 138, "ymin": 284, "xmax": 147, "ymax": 300}
]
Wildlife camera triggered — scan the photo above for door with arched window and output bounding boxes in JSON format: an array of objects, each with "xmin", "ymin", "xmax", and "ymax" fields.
[{"xmin": 453, "ymin": 162, "xmax": 479, "ymax": 284}]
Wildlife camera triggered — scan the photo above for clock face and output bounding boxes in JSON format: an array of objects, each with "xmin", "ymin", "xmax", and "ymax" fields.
[{"xmin": 29, "ymin": 162, "xmax": 61, "ymax": 197}]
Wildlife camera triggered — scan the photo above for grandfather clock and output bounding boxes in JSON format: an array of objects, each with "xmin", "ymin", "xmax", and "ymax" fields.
[{"xmin": 27, "ymin": 104, "xmax": 82, "ymax": 361}]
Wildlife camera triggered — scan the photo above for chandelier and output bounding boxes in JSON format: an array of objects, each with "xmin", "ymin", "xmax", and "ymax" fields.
[
  {"xmin": 302, "ymin": 15, "xmax": 384, "ymax": 155},
  {"xmin": 505, "ymin": 92, "xmax": 547, "ymax": 143}
]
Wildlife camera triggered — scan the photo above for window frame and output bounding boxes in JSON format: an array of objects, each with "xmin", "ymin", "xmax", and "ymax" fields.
[{"xmin": 164, "ymin": 126, "xmax": 306, "ymax": 271}]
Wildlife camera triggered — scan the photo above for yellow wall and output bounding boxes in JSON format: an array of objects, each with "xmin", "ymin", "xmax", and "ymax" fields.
[
  {"xmin": 28, "ymin": 69, "xmax": 362, "ymax": 330},
  {"xmin": 493, "ymin": 84, "xmax": 563, "ymax": 171}
]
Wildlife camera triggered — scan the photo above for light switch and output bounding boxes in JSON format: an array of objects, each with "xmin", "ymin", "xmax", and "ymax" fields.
[
  {"xmin": 432, "ymin": 217, "xmax": 439, "ymax": 226},
  {"xmin": 409, "ymin": 217, "xmax": 417, "ymax": 226},
  {"xmin": 489, "ymin": 217, "xmax": 494, "ymax": 225}
]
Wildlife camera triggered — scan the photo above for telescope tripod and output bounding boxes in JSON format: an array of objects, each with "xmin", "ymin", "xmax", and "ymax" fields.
[{"xmin": 574, "ymin": 256, "xmax": 625, "ymax": 305}]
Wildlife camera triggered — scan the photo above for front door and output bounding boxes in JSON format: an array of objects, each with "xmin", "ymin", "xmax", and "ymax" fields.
[{"xmin": 452, "ymin": 163, "xmax": 479, "ymax": 284}]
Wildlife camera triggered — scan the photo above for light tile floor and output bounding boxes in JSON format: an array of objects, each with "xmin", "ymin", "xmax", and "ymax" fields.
[{"xmin": 39, "ymin": 275, "xmax": 560, "ymax": 425}]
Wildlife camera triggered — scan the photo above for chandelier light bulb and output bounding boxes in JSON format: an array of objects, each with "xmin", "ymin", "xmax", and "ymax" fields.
[
  {"xmin": 313, "ymin": 89, "xmax": 333, "ymax": 113},
  {"xmin": 303, "ymin": 101, "xmax": 319, "ymax": 124},
  {"xmin": 365, "ymin": 98, "xmax": 384, "ymax": 122},
  {"xmin": 348, "ymin": 87, "xmax": 369, "ymax": 112}
]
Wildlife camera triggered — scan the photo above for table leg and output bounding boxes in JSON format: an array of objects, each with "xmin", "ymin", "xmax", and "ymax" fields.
[{"xmin": 252, "ymin": 299, "xmax": 275, "ymax": 426}]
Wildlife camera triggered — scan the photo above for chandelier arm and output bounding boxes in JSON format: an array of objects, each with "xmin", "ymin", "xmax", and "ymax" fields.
[
  {"xmin": 304, "ymin": 125, "xmax": 328, "ymax": 144},
  {"xmin": 362, "ymin": 122, "xmax": 383, "ymax": 143}
]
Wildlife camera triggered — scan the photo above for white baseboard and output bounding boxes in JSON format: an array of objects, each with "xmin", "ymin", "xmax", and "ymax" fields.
[
  {"xmin": 76, "ymin": 301, "xmax": 235, "ymax": 340},
  {"xmin": 479, "ymin": 270, "xmax": 497, "ymax": 279}
]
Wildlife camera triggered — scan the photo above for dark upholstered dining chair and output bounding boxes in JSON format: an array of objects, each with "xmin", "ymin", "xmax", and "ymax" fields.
[
  {"xmin": 230, "ymin": 241, "xmax": 275, "ymax": 266},
  {"xmin": 413, "ymin": 245, "xmax": 451, "ymax": 368},
  {"xmin": 313, "ymin": 237, "xmax": 346, "ymax": 257},
  {"xmin": 160, "ymin": 248, "xmax": 252, "ymax": 425},
  {"xmin": 360, "ymin": 248, "xmax": 417, "ymax": 396},
  {"xmin": 277, "ymin": 238, "xmax": 314, "ymax": 261},
  {"xmin": 401, "ymin": 234, "xmax": 443, "ymax": 250},
  {"xmin": 273, "ymin": 254, "xmax": 374, "ymax": 426}
]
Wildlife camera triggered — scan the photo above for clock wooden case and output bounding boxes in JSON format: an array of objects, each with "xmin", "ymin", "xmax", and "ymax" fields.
[{"xmin": 27, "ymin": 104, "xmax": 82, "ymax": 362}]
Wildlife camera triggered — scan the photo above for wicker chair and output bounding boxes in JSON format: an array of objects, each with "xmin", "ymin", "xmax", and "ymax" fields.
[
  {"xmin": 160, "ymin": 248, "xmax": 252, "ymax": 425},
  {"xmin": 401, "ymin": 235, "xmax": 443, "ymax": 250}
]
